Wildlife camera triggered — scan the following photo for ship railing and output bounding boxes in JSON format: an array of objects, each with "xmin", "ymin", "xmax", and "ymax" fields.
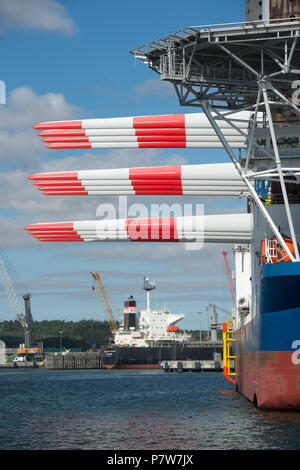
[
  {"xmin": 264, "ymin": 238, "xmax": 278, "ymax": 264},
  {"xmin": 263, "ymin": 237, "xmax": 293, "ymax": 264},
  {"xmin": 267, "ymin": 193, "xmax": 300, "ymax": 205}
]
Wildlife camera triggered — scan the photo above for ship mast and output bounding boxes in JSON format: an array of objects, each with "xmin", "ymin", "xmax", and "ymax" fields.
[{"xmin": 143, "ymin": 276, "xmax": 156, "ymax": 311}]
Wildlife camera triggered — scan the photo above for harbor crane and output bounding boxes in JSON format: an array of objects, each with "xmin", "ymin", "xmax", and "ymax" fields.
[
  {"xmin": 0, "ymin": 253, "xmax": 30, "ymax": 346},
  {"xmin": 0, "ymin": 252, "xmax": 41, "ymax": 354},
  {"xmin": 222, "ymin": 250, "xmax": 235, "ymax": 308},
  {"xmin": 90, "ymin": 272, "xmax": 118, "ymax": 336}
]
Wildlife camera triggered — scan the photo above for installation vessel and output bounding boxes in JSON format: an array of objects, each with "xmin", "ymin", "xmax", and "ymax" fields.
[{"xmin": 26, "ymin": 0, "xmax": 300, "ymax": 408}]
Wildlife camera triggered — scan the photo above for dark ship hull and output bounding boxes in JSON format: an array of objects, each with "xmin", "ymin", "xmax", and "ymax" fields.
[{"xmin": 101, "ymin": 344, "xmax": 223, "ymax": 369}]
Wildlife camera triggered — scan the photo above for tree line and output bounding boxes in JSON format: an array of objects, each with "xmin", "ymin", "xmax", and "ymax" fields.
[
  {"xmin": 0, "ymin": 320, "xmax": 220, "ymax": 351},
  {"xmin": 0, "ymin": 319, "xmax": 112, "ymax": 350}
]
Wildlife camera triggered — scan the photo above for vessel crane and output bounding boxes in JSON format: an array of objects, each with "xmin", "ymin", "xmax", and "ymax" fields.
[
  {"xmin": 90, "ymin": 272, "xmax": 118, "ymax": 336},
  {"xmin": 222, "ymin": 250, "xmax": 235, "ymax": 308}
]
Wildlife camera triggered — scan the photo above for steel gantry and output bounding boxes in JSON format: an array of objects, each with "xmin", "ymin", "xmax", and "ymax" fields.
[{"xmin": 130, "ymin": 17, "xmax": 300, "ymax": 261}]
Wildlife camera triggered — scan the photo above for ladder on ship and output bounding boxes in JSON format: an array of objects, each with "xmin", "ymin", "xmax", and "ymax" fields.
[{"xmin": 222, "ymin": 321, "xmax": 237, "ymax": 385}]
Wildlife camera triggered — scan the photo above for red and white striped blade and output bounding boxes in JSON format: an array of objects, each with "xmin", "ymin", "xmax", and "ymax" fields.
[
  {"xmin": 44, "ymin": 141, "xmax": 246, "ymax": 149},
  {"xmin": 41, "ymin": 190, "xmax": 246, "ymax": 196},
  {"xmin": 29, "ymin": 163, "xmax": 248, "ymax": 195},
  {"xmin": 29, "ymin": 163, "xmax": 245, "ymax": 182},
  {"xmin": 33, "ymin": 179, "xmax": 246, "ymax": 187},
  {"xmin": 36, "ymin": 127, "xmax": 242, "ymax": 137},
  {"xmin": 33, "ymin": 111, "xmax": 253, "ymax": 130},
  {"xmin": 42, "ymin": 135, "xmax": 191, "ymax": 143},
  {"xmin": 41, "ymin": 135, "xmax": 246, "ymax": 144},
  {"xmin": 24, "ymin": 214, "xmax": 252, "ymax": 242},
  {"xmin": 28, "ymin": 171, "xmax": 78, "ymax": 181}
]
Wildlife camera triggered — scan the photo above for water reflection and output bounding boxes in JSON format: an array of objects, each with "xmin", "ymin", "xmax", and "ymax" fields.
[{"xmin": 0, "ymin": 369, "xmax": 300, "ymax": 450}]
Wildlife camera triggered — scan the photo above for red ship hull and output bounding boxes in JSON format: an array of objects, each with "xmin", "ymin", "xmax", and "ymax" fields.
[
  {"xmin": 234, "ymin": 263, "xmax": 300, "ymax": 410},
  {"xmin": 236, "ymin": 351, "xmax": 300, "ymax": 409}
]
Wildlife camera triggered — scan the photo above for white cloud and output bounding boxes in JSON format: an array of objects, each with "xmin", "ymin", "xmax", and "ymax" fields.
[
  {"xmin": 0, "ymin": 86, "xmax": 79, "ymax": 166},
  {"xmin": 0, "ymin": 0, "xmax": 75, "ymax": 36},
  {"xmin": 0, "ymin": 214, "xmax": 33, "ymax": 248},
  {"xmin": 0, "ymin": 86, "xmax": 79, "ymax": 130},
  {"xmin": 134, "ymin": 79, "xmax": 174, "ymax": 97}
]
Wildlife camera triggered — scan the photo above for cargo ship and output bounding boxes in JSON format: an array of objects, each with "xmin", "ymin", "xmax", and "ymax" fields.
[{"xmin": 101, "ymin": 277, "xmax": 223, "ymax": 369}]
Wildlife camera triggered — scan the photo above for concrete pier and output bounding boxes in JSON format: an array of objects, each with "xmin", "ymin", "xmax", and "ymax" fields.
[
  {"xmin": 160, "ymin": 358, "xmax": 222, "ymax": 372},
  {"xmin": 0, "ymin": 361, "xmax": 38, "ymax": 369},
  {"xmin": 44, "ymin": 352, "xmax": 102, "ymax": 369}
]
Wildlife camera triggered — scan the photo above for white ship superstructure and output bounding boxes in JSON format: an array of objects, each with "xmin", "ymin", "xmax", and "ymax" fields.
[{"xmin": 114, "ymin": 277, "xmax": 191, "ymax": 347}]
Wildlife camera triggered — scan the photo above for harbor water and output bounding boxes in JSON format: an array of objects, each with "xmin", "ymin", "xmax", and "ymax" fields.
[{"xmin": 0, "ymin": 369, "xmax": 300, "ymax": 450}]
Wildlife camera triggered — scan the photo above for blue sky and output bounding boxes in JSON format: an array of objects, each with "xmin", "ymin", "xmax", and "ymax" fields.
[{"xmin": 0, "ymin": 0, "xmax": 246, "ymax": 331}]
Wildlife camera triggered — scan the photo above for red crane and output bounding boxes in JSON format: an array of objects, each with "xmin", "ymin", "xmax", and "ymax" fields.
[{"xmin": 222, "ymin": 250, "xmax": 235, "ymax": 307}]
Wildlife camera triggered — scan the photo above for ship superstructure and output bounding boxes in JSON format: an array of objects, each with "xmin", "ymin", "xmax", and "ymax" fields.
[{"xmin": 114, "ymin": 277, "xmax": 191, "ymax": 347}]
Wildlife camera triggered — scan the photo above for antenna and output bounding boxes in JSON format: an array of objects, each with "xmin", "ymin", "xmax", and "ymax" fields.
[{"xmin": 143, "ymin": 276, "xmax": 156, "ymax": 311}]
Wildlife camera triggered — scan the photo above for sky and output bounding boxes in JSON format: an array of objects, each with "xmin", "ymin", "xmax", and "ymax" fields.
[{"xmin": 0, "ymin": 0, "xmax": 246, "ymax": 331}]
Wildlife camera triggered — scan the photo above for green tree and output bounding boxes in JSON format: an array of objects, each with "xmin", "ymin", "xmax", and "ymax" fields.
[{"xmin": 0, "ymin": 319, "xmax": 113, "ymax": 350}]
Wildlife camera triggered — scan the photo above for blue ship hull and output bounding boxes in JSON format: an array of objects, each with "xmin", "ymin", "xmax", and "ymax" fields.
[{"xmin": 236, "ymin": 262, "xmax": 300, "ymax": 409}]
